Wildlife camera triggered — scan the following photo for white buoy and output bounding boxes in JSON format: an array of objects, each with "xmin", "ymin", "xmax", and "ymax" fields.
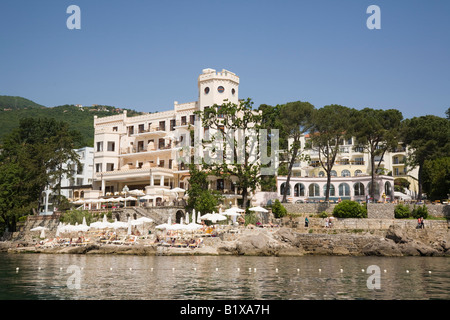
[
  {"xmin": 384, "ymin": 269, "xmax": 387, "ymax": 273},
  {"xmin": 254, "ymin": 268, "xmax": 257, "ymax": 272},
  {"xmin": 318, "ymin": 268, "xmax": 322, "ymax": 272},
  {"xmin": 406, "ymin": 270, "xmax": 409, "ymax": 273},
  {"xmin": 297, "ymin": 268, "xmax": 300, "ymax": 273},
  {"xmin": 361, "ymin": 269, "xmax": 365, "ymax": 272},
  {"xmin": 60, "ymin": 267, "xmax": 63, "ymax": 271},
  {"xmin": 215, "ymin": 268, "xmax": 219, "ymax": 271},
  {"xmin": 38, "ymin": 267, "xmax": 41, "ymax": 270},
  {"xmin": 16, "ymin": 267, "xmax": 19, "ymax": 272},
  {"xmin": 340, "ymin": 269, "xmax": 343, "ymax": 273},
  {"xmin": 151, "ymin": 268, "xmax": 153, "ymax": 272},
  {"xmin": 275, "ymin": 268, "xmax": 278, "ymax": 273},
  {"xmin": 428, "ymin": 270, "xmax": 432, "ymax": 274},
  {"xmin": 172, "ymin": 267, "xmax": 175, "ymax": 272},
  {"xmin": 194, "ymin": 267, "xmax": 197, "ymax": 271},
  {"xmin": 129, "ymin": 268, "xmax": 132, "ymax": 271},
  {"xmin": 237, "ymin": 268, "xmax": 240, "ymax": 271},
  {"xmin": 249, "ymin": 267, "xmax": 252, "ymax": 272},
  {"xmin": 110, "ymin": 267, "xmax": 113, "ymax": 271}
]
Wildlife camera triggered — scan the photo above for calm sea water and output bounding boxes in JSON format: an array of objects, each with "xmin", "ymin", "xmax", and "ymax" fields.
[{"xmin": 0, "ymin": 253, "xmax": 448, "ymax": 300}]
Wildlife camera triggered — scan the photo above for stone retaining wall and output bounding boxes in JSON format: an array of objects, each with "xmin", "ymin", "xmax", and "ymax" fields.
[
  {"xmin": 283, "ymin": 203, "xmax": 449, "ymax": 219},
  {"xmin": 282, "ymin": 217, "xmax": 449, "ymax": 230}
]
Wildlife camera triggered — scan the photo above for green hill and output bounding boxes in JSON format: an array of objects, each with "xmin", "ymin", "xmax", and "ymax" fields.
[{"xmin": 0, "ymin": 96, "xmax": 145, "ymax": 147}]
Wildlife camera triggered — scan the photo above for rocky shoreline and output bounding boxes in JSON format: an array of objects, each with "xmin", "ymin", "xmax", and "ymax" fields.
[{"xmin": 1, "ymin": 225, "xmax": 449, "ymax": 257}]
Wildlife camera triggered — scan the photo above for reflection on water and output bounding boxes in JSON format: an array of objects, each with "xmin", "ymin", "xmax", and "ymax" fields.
[{"xmin": 0, "ymin": 253, "xmax": 449, "ymax": 300}]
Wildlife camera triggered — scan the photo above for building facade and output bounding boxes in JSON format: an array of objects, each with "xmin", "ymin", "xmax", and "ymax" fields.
[
  {"xmin": 276, "ymin": 134, "xmax": 419, "ymax": 202},
  {"xmin": 91, "ymin": 68, "xmax": 243, "ymax": 205}
]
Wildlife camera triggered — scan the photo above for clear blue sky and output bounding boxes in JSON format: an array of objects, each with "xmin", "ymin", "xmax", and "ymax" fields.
[{"xmin": 1, "ymin": 0, "xmax": 449, "ymax": 119}]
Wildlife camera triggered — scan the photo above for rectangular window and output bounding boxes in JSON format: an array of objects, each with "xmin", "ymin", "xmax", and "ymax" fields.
[
  {"xmin": 170, "ymin": 119, "xmax": 176, "ymax": 131},
  {"xmin": 159, "ymin": 121, "xmax": 166, "ymax": 131},
  {"xmin": 95, "ymin": 163, "xmax": 102, "ymax": 173},
  {"xmin": 138, "ymin": 124, "xmax": 145, "ymax": 133},
  {"xmin": 190, "ymin": 114, "xmax": 195, "ymax": 125},
  {"xmin": 107, "ymin": 141, "xmax": 115, "ymax": 152},
  {"xmin": 96, "ymin": 141, "xmax": 103, "ymax": 152},
  {"xmin": 181, "ymin": 116, "xmax": 187, "ymax": 126},
  {"xmin": 106, "ymin": 163, "xmax": 114, "ymax": 171}
]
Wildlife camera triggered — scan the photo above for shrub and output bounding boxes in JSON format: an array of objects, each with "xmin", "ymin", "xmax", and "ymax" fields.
[
  {"xmin": 244, "ymin": 212, "xmax": 258, "ymax": 226},
  {"xmin": 319, "ymin": 211, "xmax": 328, "ymax": 218},
  {"xmin": 271, "ymin": 199, "xmax": 287, "ymax": 218},
  {"xmin": 411, "ymin": 205, "xmax": 428, "ymax": 219},
  {"xmin": 394, "ymin": 204, "xmax": 410, "ymax": 219},
  {"xmin": 332, "ymin": 200, "xmax": 367, "ymax": 218}
]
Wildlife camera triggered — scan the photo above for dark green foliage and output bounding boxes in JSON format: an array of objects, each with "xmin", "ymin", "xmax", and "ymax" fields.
[
  {"xmin": 0, "ymin": 118, "xmax": 82, "ymax": 232},
  {"xmin": 271, "ymin": 199, "xmax": 287, "ymax": 218},
  {"xmin": 186, "ymin": 164, "xmax": 222, "ymax": 214},
  {"xmin": 394, "ymin": 204, "xmax": 411, "ymax": 219},
  {"xmin": 0, "ymin": 96, "xmax": 144, "ymax": 147},
  {"xmin": 332, "ymin": 200, "xmax": 367, "ymax": 218},
  {"xmin": 402, "ymin": 115, "xmax": 450, "ymax": 200},
  {"xmin": 422, "ymin": 157, "xmax": 450, "ymax": 201},
  {"xmin": 411, "ymin": 205, "xmax": 428, "ymax": 219},
  {"xmin": 319, "ymin": 211, "xmax": 329, "ymax": 218}
]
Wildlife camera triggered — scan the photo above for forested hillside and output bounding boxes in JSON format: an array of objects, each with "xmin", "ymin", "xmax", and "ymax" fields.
[{"xmin": 0, "ymin": 96, "xmax": 144, "ymax": 147}]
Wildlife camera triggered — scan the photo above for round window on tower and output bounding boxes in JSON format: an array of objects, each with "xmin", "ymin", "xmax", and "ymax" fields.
[
  {"xmin": 204, "ymin": 87, "xmax": 210, "ymax": 94},
  {"xmin": 217, "ymin": 86, "xmax": 225, "ymax": 93},
  {"xmin": 231, "ymin": 88, "xmax": 235, "ymax": 95}
]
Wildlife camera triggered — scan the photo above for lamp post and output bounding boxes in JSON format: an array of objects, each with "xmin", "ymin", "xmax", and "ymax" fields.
[
  {"xmin": 123, "ymin": 185, "xmax": 129, "ymax": 208},
  {"xmin": 43, "ymin": 187, "xmax": 52, "ymax": 215}
]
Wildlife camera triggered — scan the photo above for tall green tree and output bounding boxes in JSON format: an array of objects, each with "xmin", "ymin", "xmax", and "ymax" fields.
[
  {"xmin": 422, "ymin": 157, "xmax": 450, "ymax": 201},
  {"xmin": 0, "ymin": 118, "xmax": 81, "ymax": 231},
  {"xmin": 195, "ymin": 98, "xmax": 263, "ymax": 209},
  {"xmin": 186, "ymin": 164, "xmax": 222, "ymax": 214},
  {"xmin": 353, "ymin": 108, "xmax": 403, "ymax": 200},
  {"xmin": 278, "ymin": 101, "xmax": 314, "ymax": 203},
  {"xmin": 402, "ymin": 115, "xmax": 450, "ymax": 200},
  {"xmin": 308, "ymin": 105, "xmax": 354, "ymax": 201}
]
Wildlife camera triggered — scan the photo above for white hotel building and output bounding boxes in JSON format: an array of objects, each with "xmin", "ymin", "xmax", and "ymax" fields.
[
  {"xmin": 90, "ymin": 68, "xmax": 242, "ymax": 205},
  {"xmin": 276, "ymin": 135, "xmax": 419, "ymax": 203}
]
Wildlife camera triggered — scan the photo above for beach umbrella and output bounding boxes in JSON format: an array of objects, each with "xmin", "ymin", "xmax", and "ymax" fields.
[
  {"xmin": 224, "ymin": 207, "xmax": 244, "ymax": 216},
  {"xmin": 201, "ymin": 213, "xmax": 227, "ymax": 223},
  {"xmin": 155, "ymin": 223, "xmax": 169, "ymax": 230},
  {"xmin": 136, "ymin": 216, "xmax": 153, "ymax": 223},
  {"xmin": 130, "ymin": 189, "xmax": 145, "ymax": 196},
  {"xmin": 127, "ymin": 216, "xmax": 132, "ymax": 235},
  {"xmin": 185, "ymin": 212, "xmax": 190, "ymax": 224},
  {"xmin": 73, "ymin": 199, "xmax": 85, "ymax": 204},
  {"xmin": 197, "ymin": 211, "xmax": 201, "ymax": 224},
  {"xmin": 186, "ymin": 222, "xmax": 202, "ymax": 232},
  {"xmin": 249, "ymin": 206, "xmax": 268, "ymax": 213},
  {"xmin": 141, "ymin": 195, "xmax": 154, "ymax": 200}
]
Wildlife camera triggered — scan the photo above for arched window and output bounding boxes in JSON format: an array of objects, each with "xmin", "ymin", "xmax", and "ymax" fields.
[
  {"xmin": 341, "ymin": 169, "xmax": 351, "ymax": 177},
  {"xmin": 323, "ymin": 184, "xmax": 335, "ymax": 197},
  {"xmin": 339, "ymin": 183, "xmax": 350, "ymax": 197},
  {"xmin": 308, "ymin": 183, "xmax": 320, "ymax": 197},
  {"xmin": 384, "ymin": 182, "xmax": 392, "ymax": 196},
  {"xmin": 354, "ymin": 182, "xmax": 365, "ymax": 196},
  {"xmin": 330, "ymin": 170, "xmax": 337, "ymax": 177},
  {"xmin": 319, "ymin": 171, "xmax": 325, "ymax": 177},
  {"xmin": 294, "ymin": 183, "xmax": 305, "ymax": 197},
  {"xmin": 280, "ymin": 182, "xmax": 291, "ymax": 196},
  {"xmin": 354, "ymin": 169, "xmax": 362, "ymax": 176}
]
